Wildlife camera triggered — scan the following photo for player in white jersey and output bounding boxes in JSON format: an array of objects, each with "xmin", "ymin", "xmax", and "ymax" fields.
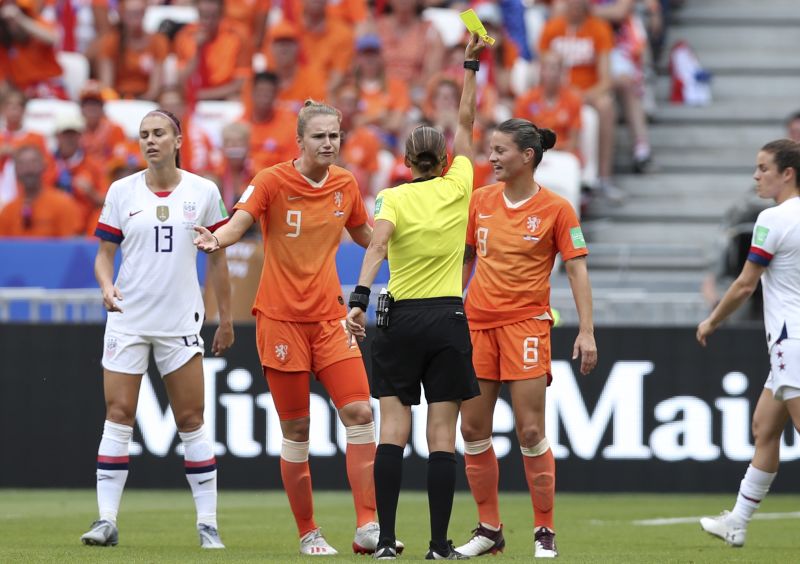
[
  {"xmin": 81, "ymin": 110, "xmax": 234, "ymax": 550},
  {"xmin": 696, "ymin": 139, "xmax": 800, "ymax": 547}
]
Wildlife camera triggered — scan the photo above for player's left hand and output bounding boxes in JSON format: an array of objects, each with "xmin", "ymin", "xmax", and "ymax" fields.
[
  {"xmin": 346, "ymin": 307, "xmax": 366, "ymax": 342},
  {"xmin": 212, "ymin": 321, "xmax": 234, "ymax": 356},
  {"xmin": 573, "ymin": 331, "xmax": 597, "ymax": 375}
]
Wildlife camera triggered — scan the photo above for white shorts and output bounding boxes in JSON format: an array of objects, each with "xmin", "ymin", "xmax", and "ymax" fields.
[
  {"xmin": 764, "ymin": 338, "xmax": 800, "ymax": 401},
  {"xmin": 102, "ymin": 328, "xmax": 204, "ymax": 376}
]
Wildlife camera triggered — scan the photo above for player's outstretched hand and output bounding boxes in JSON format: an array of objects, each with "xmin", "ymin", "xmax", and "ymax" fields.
[
  {"xmin": 696, "ymin": 318, "xmax": 715, "ymax": 347},
  {"xmin": 212, "ymin": 321, "xmax": 234, "ymax": 356},
  {"xmin": 193, "ymin": 225, "xmax": 219, "ymax": 253},
  {"xmin": 573, "ymin": 330, "xmax": 597, "ymax": 375},
  {"xmin": 346, "ymin": 307, "xmax": 367, "ymax": 342},
  {"xmin": 101, "ymin": 285, "xmax": 123, "ymax": 313}
]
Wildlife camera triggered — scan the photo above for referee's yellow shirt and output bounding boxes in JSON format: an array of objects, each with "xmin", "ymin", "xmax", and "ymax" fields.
[{"xmin": 373, "ymin": 155, "xmax": 473, "ymax": 300}]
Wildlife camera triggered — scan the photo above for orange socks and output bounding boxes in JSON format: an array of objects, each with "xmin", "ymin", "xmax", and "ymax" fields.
[
  {"xmin": 346, "ymin": 441, "xmax": 377, "ymax": 526},
  {"xmin": 464, "ymin": 446, "xmax": 501, "ymax": 528},
  {"xmin": 522, "ymin": 443, "xmax": 555, "ymax": 530},
  {"xmin": 280, "ymin": 457, "xmax": 317, "ymax": 537}
]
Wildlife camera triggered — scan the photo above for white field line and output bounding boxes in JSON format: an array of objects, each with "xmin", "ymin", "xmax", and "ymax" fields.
[{"xmin": 590, "ymin": 511, "xmax": 800, "ymax": 526}]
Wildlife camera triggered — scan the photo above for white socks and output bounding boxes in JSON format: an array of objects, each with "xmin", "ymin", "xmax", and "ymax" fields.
[
  {"xmin": 96, "ymin": 420, "xmax": 133, "ymax": 524},
  {"xmin": 180, "ymin": 425, "xmax": 218, "ymax": 528},
  {"xmin": 731, "ymin": 464, "xmax": 776, "ymax": 524}
]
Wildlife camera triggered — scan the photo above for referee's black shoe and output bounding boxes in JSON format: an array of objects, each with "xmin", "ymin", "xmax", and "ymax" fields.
[{"xmin": 425, "ymin": 540, "xmax": 469, "ymax": 560}]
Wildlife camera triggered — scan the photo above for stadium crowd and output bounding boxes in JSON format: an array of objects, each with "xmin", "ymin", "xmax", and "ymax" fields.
[{"xmin": 0, "ymin": 0, "xmax": 676, "ymax": 237}]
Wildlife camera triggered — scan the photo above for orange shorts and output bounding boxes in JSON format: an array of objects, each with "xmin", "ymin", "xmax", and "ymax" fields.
[
  {"xmin": 265, "ymin": 357, "xmax": 371, "ymax": 420},
  {"xmin": 256, "ymin": 313, "xmax": 362, "ymax": 372},
  {"xmin": 470, "ymin": 318, "xmax": 552, "ymax": 382}
]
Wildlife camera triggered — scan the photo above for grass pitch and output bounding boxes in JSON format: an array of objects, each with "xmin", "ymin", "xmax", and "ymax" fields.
[{"xmin": 1, "ymin": 490, "xmax": 799, "ymax": 563}]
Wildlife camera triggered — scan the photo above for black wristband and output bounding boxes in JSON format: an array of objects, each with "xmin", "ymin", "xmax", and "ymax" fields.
[
  {"xmin": 349, "ymin": 285, "xmax": 371, "ymax": 310},
  {"xmin": 464, "ymin": 60, "xmax": 480, "ymax": 72}
]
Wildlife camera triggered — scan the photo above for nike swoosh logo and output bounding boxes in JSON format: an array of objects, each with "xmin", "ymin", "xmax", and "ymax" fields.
[
  {"xmin": 288, "ymin": 195, "xmax": 303, "ymax": 201},
  {"xmin": 129, "ymin": 210, "xmax": 143, "ymax": 217},
  {"xmin": 97, "ymin": 474, "xmax": 113, "ymax": 481},
  {"xmin": 523, "ymin": 364, "xmax": 539, "ymax": 370},
  {"xmin": 478, "ymin": 214, "xmax": 492, "ymax": 219},
  {"xmin": 198, "ymin": 478, "xmax": 214, "ymax": 485}
]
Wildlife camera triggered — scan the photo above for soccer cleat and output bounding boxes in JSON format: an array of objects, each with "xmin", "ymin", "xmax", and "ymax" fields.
[
  {"xmin": 700, "ymin": 510, "xmax": 746, "ymax": 547},
  {"xmin": 534, "ymin": 526, "xmax": 558, "ymax": 558},
  {"xmin": 80, "ymin": 519, "xmax": 119, "ymax": 546},
  {"xmin": 300, "ymin": 528, "xmax": 339, "ymax": 556},
  {"xmin": 353, "ymin": 522, "xmax": 405, "ymax": 555},
  {"xmin": 373, "ymin": 544, "xmax": 398, "ymax": 560},
  {"xmin": 455, "ymin": 523, "xmax": 505, "ymax": 556},
  {"xmin": 425, "ymin": 540, "xmax": 469, "ymax": 560},
  {"xmin": 198, "ymin": 523, "xmax": 225, "ymax": 549}
]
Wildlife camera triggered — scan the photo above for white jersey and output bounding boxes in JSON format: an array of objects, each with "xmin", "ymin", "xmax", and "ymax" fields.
[
  {"xmin": 96, "ymin": 169, "xmax": 228, "ymax": 336},
  {"xmin": 747, "ymin": 196, "xmax": 800, "ymax": 348}
]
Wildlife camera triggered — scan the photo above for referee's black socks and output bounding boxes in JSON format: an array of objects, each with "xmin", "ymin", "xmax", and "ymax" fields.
[
  {"xmin": 374, "ymin": 443, "xmax": 404, "ymax": 547},
  {"xmin": 427, "ymin": 450, "xmax": 457, "ymax": 552}
]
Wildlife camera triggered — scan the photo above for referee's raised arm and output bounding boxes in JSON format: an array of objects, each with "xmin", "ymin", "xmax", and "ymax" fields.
[{"xmin": 453, "ymin": 33, "xmax": 486, "ymax": 161}]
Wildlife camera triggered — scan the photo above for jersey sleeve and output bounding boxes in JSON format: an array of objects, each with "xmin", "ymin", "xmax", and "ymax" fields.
[
  {"xmin": 234, "ymin": 170, "xmax": 271, "ymax": 221},
  {"xmin": 444, "ymin": 155, "xmax": 474, "ymax": 198},
  {"xmin": 346, "ymin": 178, "xmax": 369, "ymax": 228},
  {"xmin": 374, "ymin": 188, "xmax": 397, "ymax": 226},
  {"xmin": 95, "ymin": 182, "xmax": 123, "ymax": 244},
  {"xmin": 554, "ymin": 200, "xmax": 588, "ymax": 261},
  {"xmin": 465, "ymin": 192, "xmax": 478, "ymax": 247},
  {"xmin": 748, "ymin": 209, "xmax": 781, "ymax": 266},
  {"xmin": 203, "ymin": 181, "xmax": 230, "ymax": 232}
]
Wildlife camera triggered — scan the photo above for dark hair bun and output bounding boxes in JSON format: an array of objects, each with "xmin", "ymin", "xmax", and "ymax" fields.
[{"xmin": 539, "ymin": 128, "xmax": 557, "ymax": 151}]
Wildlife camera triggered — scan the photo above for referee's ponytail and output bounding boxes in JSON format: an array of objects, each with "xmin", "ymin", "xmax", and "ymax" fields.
[{"xmin": 497, "ymin": 119, "xmax": 556, "ymax": 171}]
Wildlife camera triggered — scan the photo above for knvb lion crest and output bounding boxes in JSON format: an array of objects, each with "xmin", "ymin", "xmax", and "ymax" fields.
[
  {"xmin": 183, "ymin": 201, "xmax": 197, "ymax": 221},
  {"xmin": 156, "ymin": 205, "xmax": 170, "ymax": 222},
  {"xmin": 275, "ymin": 342, "xmax": 289, "ymax": 363},
  {"xmin": 526, "ymin": 215, "xmax": 541, "ymax": 233}
]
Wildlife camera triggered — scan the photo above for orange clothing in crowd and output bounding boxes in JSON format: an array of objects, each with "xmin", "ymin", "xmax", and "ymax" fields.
[
  {"xmin": 98, "ymin": 30, "xmax": 169, "ymax": 98},
  {"xmin": 179, "ymin": 116, "xmax": 218, "ymax": 175},
  {"xmin": 375, "ymin": 18, "xmax": 439, "ymax": 84},
  {"xmin": 174, "ymin": 24, "xmax": 251, "ymax": 91},
  {"xmin": 539, "ymin": 15, "xmax": 614, "ymax": 91},
  {"xmin": 514, "ymin": 86, "xmax": 582, "ymax": 153},
  {"xmin": 0, "ymin": 187, "xmax": 81, "ymax": 237},
  {"xmin": 276, "ymin": 65, "xmax": 328, "ymax": 112},
  {"xmin": 245, "ymin": 109, "xmax": 298, "ymax": 170},
  {"xmin": 82, "ymin": 117, "xmax": 127, "ymax": 162},
  {"xmin": 234, "ymin": 161, "xmax": 368, "ymax": 322},
  {"xmin": 286, "ymin": 0, "xmax": 366, "ymax": 24},
  {"xmin": 299, "ymin": 18, "xmax": 355, "ymax": 78},
  {"xmin": 0, "ymin": 129, "xmax": 51, "ymax": 171},
  {"xmin": 49, "ymin": 153, "xmax": 108, "ymax": 232},
  {"xmin": 222, "ymin": 0, "xmax": 270, "ymax": 43},
  {"xmin": 340, "ymin": 125, "xmax": 380, "ymax": 196},
  {"xmin": 0, "ymin": 15, "xmax": 62, "ymax": 93},
  {"xmin": 359, "ymin": 78, "xmax": 410, "ymax": 124},
  {"xmin": 465, "ymin": 184, "xmax": 588, "ymax": 329}
]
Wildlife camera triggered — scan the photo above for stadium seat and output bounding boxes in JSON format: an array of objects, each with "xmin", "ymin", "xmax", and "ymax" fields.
[
  {"xmin": 56, "ymin": 52, "xmax": 90, "ymax": 102},
  {"xmin": 104, "ymin": 100, "xmax": 159, "ymax": 139},
  {"xmin": 142, "ymin": 5, "xmax": 198, "ymax": 34},
  {"xmin": 422, "ymin": 8, "xmax": 464, "ymax": 48},
  {"xmin": 579, "ymin": 104, "xmax": 599, "ymax": 187},
  {"xmin": 536, "ymin": 149, "xmax": 582, "ymax": 215},
  {"xmin": 193, "ymin": 100, "xmax": 245, "ymax": 147},
  {"xmin": 23, "ymin": 98, "xmax": 81, "ymax": 141}
]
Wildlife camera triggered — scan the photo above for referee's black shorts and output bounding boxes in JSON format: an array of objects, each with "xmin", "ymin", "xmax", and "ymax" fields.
[{"xmin": 371, "ymin": 297, "xmax": 480, "ymax": 405}]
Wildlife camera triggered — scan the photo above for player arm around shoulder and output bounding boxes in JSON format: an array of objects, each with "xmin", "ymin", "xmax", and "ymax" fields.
[{"xmin": 565, "ymin": 256, "xmax": 597, "ymax": 374}]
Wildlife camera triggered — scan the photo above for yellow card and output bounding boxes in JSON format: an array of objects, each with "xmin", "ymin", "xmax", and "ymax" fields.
[{"xmin": 459, "ymin": 8, "xmax": 496, "ymax": 46}]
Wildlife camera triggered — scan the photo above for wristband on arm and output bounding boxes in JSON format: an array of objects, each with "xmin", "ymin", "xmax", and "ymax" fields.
[{"xmin": 348, "ymin": 285, "xmax": 371, "ymax": 311}]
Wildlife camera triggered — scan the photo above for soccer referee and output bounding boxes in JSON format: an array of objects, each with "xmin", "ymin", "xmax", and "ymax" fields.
[{"xmin": 345, "ymin": 33, "xmax": 488, "ymax": 561}]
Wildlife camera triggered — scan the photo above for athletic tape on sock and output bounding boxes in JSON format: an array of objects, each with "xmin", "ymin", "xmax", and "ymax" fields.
[
  {"xmin": 464, "ymin": 437, "xmax": 493, "ymax": 455},
  {"xmin": 520, "ymin": 438, "xmax": 550, "ymax": 457},
  {"xmin": 345, "ymin": 422, "xmax": 376, "ymax": 444},
  {"xmin": 281, "ymin": 438, "xmax": 310, "ymax": 463}
]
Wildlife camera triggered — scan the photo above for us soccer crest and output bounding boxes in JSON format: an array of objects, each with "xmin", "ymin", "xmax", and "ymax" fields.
[
  {"xmin": 104, "ymin": 336, "xmax": 118, "ymax": 358},
  {"xmin": 183, "ymin": 201, "xmax": 197, "ymax": 221},
  {"xmin": 526, "ymin": 216, "xmax": 541, "ymax": 233},
  {"xmin": 156, "ymin": 205, "xmax": 169, "ymax": 222}
]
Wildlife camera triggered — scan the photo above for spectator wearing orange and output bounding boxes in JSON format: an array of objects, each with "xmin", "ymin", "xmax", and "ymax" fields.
[
  {"xmin": 0, "ymin": 89, "xmax": 51, "ymax": 208},
  {"xmin": 0, "ymin": 0, "xmax": 65, "ymax": 98},
  {"xmin": 97, "ymin": 0, "xmax": 168, "ymax": 100},
  {"xmin": 375, "ymin": 0, "xmax": 445, "ymax": 102},
  {"xmin": 221, "ymin": 0, "xmax": 270, "ymax": 54},
  {"xmin": 352, "ymin": 34, "xmax": 409, "ymax": 138},
  {"xmin": 514, "ymin": 52, "xmax": 582, "ymax": 156},
  {"xmin": 540, "ymin": 0, "xmax": 617, "ymax": 194},
  {"xmin": 0, "ymin": 145, "xmax": 81, "ymax": 237},
  {"xmin": 335, "ymin": 83, "xmax": 381, "ymax": 202},
  {"xmin": 84, "ymin": 140, "xmax": 145, "ymax": 236},
  {"xmin": 174, "ymin": 0, "xmax": 251, "ymax": 102},
  {"xmin": 264, "ymin": 21, "xmax": 327, "ymax": 112},
  {"xmin": 215, "ymin": 121, "xmax": 255, "ymax": 211},
  {"xmin": 158, "ymin": 86, "xmax": 219, "ymax": 175},
  {"xmin": 79, "ymin": 81, "xmax": 127, "ymax": 163},
  {"xmin": 244, "ymin": 71, "xmax": 298, "ymax": 170},
  {"xmin": 50, "ymin": 114, "xmax": 107, "ymax": 233},
  {"xmin": 286, "ymin": 0, "xmax": 367, "ymax": 25},
  {"xmin": 296, "ymin": 0, "xmax": 355, "ymax": 96}
]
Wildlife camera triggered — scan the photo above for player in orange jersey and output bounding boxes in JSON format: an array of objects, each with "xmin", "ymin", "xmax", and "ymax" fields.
[
  {"xmin": 193, "ymin": 100, "xmax": 398, "ymax": 557},
  {"xmin": 457, "ymin": 119, "xmax": 597, "ymax": 558}
]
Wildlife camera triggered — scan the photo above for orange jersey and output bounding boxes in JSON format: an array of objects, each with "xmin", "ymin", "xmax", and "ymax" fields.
[
  {"xmin": 465, "ymin": 184, "xmax": 588, "ymax": 329},
  {"xmin": 359, "ymin": 77, "xmax": 411, "ymax": 123},
  {"xmin": 299, "ymin": 18, "xmax": 354, "ymax": 76},
  {"xmin": 81, "ymin": 117, "xmax": 127, "ymax": 162},
  {"xmin": 174, "ymin": 24, "xmax": 251, "ymax": 90},
  {"xmin": 98, "ymin": 31, "xmax": 169, "ymax": 98},
  {"xmin": 539, "ymin": 16, "xmax": 613, "ymax": 91},
  {"xmin": 0, "ymin": 16, "xmax": 62, "ymax": 91},
  {"xmin": 0, "ymin": 187, "xmax": 81, "ymax": 237},
  {"xmin": 275, "ymin": 65, "xmax": 328, "ymax": 113},
  {"xmin": 234, "ymin": 161, "xmax": 369, "ymax": 322},
  {"xmin": 245, "ymin": 109, "xmax": 298, "ymax": 170},
  {"xmin": 513, "ymin": 86, "xmax": 582, "ymax": 153}
]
